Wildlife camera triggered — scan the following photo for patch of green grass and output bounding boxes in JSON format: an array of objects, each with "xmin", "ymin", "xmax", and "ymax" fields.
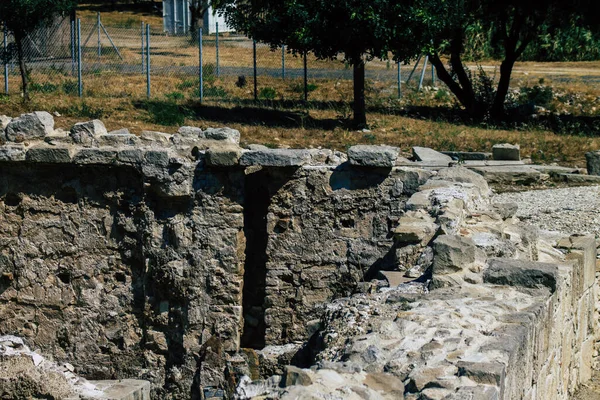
[
  {"xmin": 144, "ymin": 101, "xmax": 186, "ymax": 126},
  {"xmin": 259, "ymin": 87, "xmax": 277, "ymax": 100},
  {"xmin": 290, "ymin": 82, "xmax": 318, "ymax": 93},
  {"xmin": 165, "ymin": 91, "xmax": 184, "ymax": 101},
  {"xmin": 30, "ymin": 82, "xmax": 59, "ymax": 94}
]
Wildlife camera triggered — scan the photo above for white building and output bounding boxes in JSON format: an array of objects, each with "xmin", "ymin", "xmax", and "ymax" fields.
[{"xmin": 162, "ymin": 0, "xmax": 234, "ymax": 35}]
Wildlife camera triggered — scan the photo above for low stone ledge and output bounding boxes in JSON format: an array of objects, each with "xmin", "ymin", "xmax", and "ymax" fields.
[
  {"xmin": 73, "ymin": 148, "xmax": 118, "ymax": 165},
  {"xmin": 483, "ymin": 258, "xmax": 559, "ymax": 292},
  {"xmin": 240, "ymin": 149, "xmax": 312, "ymax": 167}
]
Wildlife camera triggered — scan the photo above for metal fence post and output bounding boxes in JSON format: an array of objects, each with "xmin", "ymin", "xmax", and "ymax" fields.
[
  {"xmin": 253, "ymin": 40, "xmax": 258, "ymax": 100},
  {"xmin": 3, "ymin": 27, "xmax": 8, "ymax": 94},
  {"xmin": 281, "ymin": 45, "xmax": 285, "ymax": 79},
  {"xmin": 77, "ymin": 19, "xmax": 82, "ymax": 97},
  {"xmin": 199, "ymin": 27, "xmax": 203, "ymax": 103},
  {"xmin": 397, "ymin": 61, "xmax": 401, "ymax": 99},
  {"xmin": 215, "ymin": 22, "xmax": 220, "ymax": 77},
  {"xmin": 146, "ymin": 24, "xmax": 151, "ymax": 98},
  {"xmin": 141, "ymin": 22, "xmax": 145, "ymax": 73},
  {"xmin": 97, "ymin": 12, "xmax": 101, "ymax": 57},
  {"xmin": 303, "ymin": 52, "xmax": 308, "ymax": 102},
  {"xmin": 71, "ymin": 20, "xmax": 75, "ymax": 76},
  {"xmin": 418, "ymin": 56, "xmax": 428, "ymax": 91}
]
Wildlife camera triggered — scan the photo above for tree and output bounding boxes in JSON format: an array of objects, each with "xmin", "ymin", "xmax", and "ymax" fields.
[
  {"xmin": 389, "ymin": 0, "xmax": 593, "ymax": 119},
  {"xmin": 224, "ymin": 0, "xmax": 406, "ymax": 128},
  {"xmin": 189, "ymin": 0, "xmax": 229, "ymax": 41},
  {"xmin": 0, "ymin": 0, "xmax": 77, "ymax": 100}
]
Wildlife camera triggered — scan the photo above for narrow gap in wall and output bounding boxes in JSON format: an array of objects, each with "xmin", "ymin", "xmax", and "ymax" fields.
[{"xmin": 241, "ymin": 169, "xmax": 271, "ymax": 349}]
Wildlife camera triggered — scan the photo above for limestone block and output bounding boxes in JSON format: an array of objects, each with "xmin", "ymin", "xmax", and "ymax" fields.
[
  {"xmin": 143, "ymin": 149, "xmax": 170, "ymax": 167},
  {"xmin": 98, "ymin": 133, "xmax": 139, "ymax": 147},
  {"xmin": 412, "ymin": 146, "xmax": 453, "ymax": 165},
  {"xmin": 443, "ymin": 386, "xmax": 500, "ymax": 400},
  {"xmin": 394, "ymin": 210, "xmax": 439, "ymax": 246},
  {"xmin": 406, "ymin": 190, "xmax": 432, "ymax": 210},
  {"xmin": 347, "ymin": 145, "xmax": 400, "ymax": 167},
  {"xmin": 281, "ymin": 366, "xmax": 313, "ymax": 387},
  {"xmin": 483, "ymin": 258, "xmax": 559, "ymax": 291},
  {"xmin": 140, "ymin": 130, "xmax": 172, "ymax": 144},
  {"xmin": 206, "ymin": 146, "xmax": 243, "ymax": 167},
  {"xmin": 432, "ymin": 235, "xmax": 476, "ymax": 275},
  {"xmin": 585, "ymin": 150, "xmax": 600, "ymax": 176},
  {"xmin": 177, "ymin": 126, "xmax": 202, "ymax": 137},
  {"xmin": 493, "ymin": 143, "xmax": 521, "ymax": 161},
  {"xmin": 363, "ymin": 372, "xmax": 405, "ymax": 397},
  {"xmin": 117, "ymin": 149, "xmax": 144, "ymax": 164},
  {"xmin": 239, "ymin": 149, "xmax": 312, "ymax": 167},
  {"xmin": 493, "ymin": 202, "xmax": 518, "ymax": 219},
  {"xmin": 441, "ymin": 151, "xmax": 492, "ymax": 161},
  {"xmin": 6, "ymin": 112, "xmax": 54, "ymax": 142},
  {"xmin": 70, "ymin": 120, "xmax": 107, "ymax": 146},
  {"xmin": 457, "ymin": 361, "xmax": 505, "ymax": 388},
  {"xmin": 0, "ymin": 115, "xmax": 11, "ymax": 137},
  {"xmin": 26, "ymin": 146, "xmax": 74, "ymax": 163},
  {"xmin": 468, "ymin": 165, "xmax": 541, "ymax": 185},
  {"xmin": 558, "ymin": 234, "xmax": 596, "ymax": 292},
  {"xmin": 204, "ymin": 127, "xmax": 241, "ymax": 144},
  {"xmin": 0, "ymin": 145, "xmax": 26, "ymax": 161},
  {"xmin": 434, "ymin": 166, "xmax": 490, "ymax": 195},
  {"xmin": 73, "ymin": 148, "xmax": 117, "ymax": 165}
]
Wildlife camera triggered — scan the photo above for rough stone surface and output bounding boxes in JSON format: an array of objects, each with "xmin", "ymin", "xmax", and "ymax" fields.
[
  {"xmin": 5, "ymin": 112, "xmax": 54, "ymax": 142},
  {"xmin": 70, "ymin": 120, "xmax": 107, "ymax": 147},
  {"xmin": 492, "ymin": 143, "xmax": 520, "ymax": 161},
  {"xmin": 347, "ymin": 145, "xmax": 399, "ymax": 167},
  {"xmin": 585, "ymin": 150, "xmax": 600, "ymax": 176},
  {"xmin": 239, "ymin": 149, "xmax": 312, "ymax": 166},
  {"xmin": 432, "ymin": 235, "xmax": 476, "ymax": 275},
  {"xmin": 204, "ymin": 127, "xmax": 241, "ymax": 144}
]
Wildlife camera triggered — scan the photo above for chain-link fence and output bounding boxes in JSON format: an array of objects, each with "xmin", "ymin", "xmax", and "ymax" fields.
[{"xmin": 0, "ymin": 13, "xmax": 438, "ymax": 107}]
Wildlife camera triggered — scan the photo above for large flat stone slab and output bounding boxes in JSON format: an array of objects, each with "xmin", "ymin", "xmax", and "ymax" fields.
[
  {"xmin": 467, "ymin": 165, "xmax": 541, "ymax": 185},
  {"xmin": 412, "ymin": 146, "xmax": 453, "ymax": 165},
  {"xmin": 89, "ymin": 380, "xmax": 151, "ymax": 400},
  {"xmin": 240, "ymin": 149, "xmax": 312, "ymax": 167}
]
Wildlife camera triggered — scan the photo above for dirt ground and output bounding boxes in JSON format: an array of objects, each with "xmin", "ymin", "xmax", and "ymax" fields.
[{"xmin": 573, "ymin": 371, "xmax": 600, "ymax": 399}]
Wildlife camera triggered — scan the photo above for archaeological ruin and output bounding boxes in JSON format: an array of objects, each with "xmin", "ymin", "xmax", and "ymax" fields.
[{"xmin": 0, "ymin": 111, "xmax": 599, "ymax": 399}]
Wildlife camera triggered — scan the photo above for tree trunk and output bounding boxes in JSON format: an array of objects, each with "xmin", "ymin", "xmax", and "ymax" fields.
[
  {"xmin": 353, "ymin": 59, "xmax": 367, "ymax": 128},
  {"xmin": 189, "ymin": 1, "xmax": 207, "ymax": 42},
  {"xmin": 490, "ymin": 57, "xmax": 516, "ymax": 119},
  {"xmin": 15, "ymin": 35, "xmax": 28, "ymax": 101}
]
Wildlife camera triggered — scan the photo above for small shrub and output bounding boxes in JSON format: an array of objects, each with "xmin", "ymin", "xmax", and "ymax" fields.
[
  {"xmin": 202, "ymin": 85, "xmax": 228, "ymax": 98},
  {"xmin": 434, "ymin": 88, "xmax": 451, "ymax": 103},
  {"xmin": 259, "ymin": 87, "xmax": 277, "ymax": 100},
  {"xmin": 62, "ymin": 80, "xmax": 78, "ymax": 95},
  {"xmin": 177, "ymin": 79, "xmax": 196, "ymax": 91},
  {"xmin": 202, "ymin": 63, "xmax": 216, "ymax": 84},
  {"xmin": 165, "ymin": 91, "xmax": 184, "ymax": 101},
  {"xmin": 363, "ymin": 133, "xmax": 376, "ymax": 144},
  {"xmin": 519, "ymin": 85, "xmax": 554, "ymax": 108},
  {"xmin": 236, "ymin": 75, "xmax": 247, "ymax": 88},
  {"xmin": 30, "ymin": 82, "xmax": 58, "ymax": 93},
  {"xmin": 63, "ymin": 102, "xmax": 105, "ymax": 119},
  {"xmin": 290, "ymin": 82, "xmax": 318, "ymax": 93},
  {"xmin": 146, "ymin": 101, "xmax": 186, "ymax": 126}
]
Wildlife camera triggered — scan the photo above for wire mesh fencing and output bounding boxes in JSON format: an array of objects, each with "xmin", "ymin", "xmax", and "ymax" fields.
[{"xmin": 0, "ymin": 13, "xmax": 440, "ymax": 110}]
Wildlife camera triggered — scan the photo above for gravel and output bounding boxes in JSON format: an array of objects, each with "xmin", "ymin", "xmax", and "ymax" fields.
[{"xmin": 494, "ymin": 185, "xmax": 600, "ymax": 237}]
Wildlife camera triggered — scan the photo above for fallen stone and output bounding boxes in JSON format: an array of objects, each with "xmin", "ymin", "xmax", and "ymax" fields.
[
  {"xmin": 281, "ymin": 366, "xmax": 312, "ymax": 387},
  {"xmin": 434, "ymin": 166, "xmax": 490, "ymax": 195},
  {"xmin": 70, "ymin": 120, "xmax": 107, "ymax": 146},
  {"xmin": 108, "ymin": 128, "xmax": 130, "ymax": 135},
  {"xmin": 247, "ymin": 144, "xmax": 269, "ymax": 150},
  {"xmin": 204, "ymin": 127, "xmax": 241, "ymax": 144},
  {"xmin": 432, "ymin": 235, "xmax": 476, "ymax": 275},
  {"xmin": 0, "ymin": 115, "xmax": 11, "ymax": 137},
  {"xmin": 347, "ymin": 145, "xmax": 399, "ymax": 167},
  {"xmin": 240, "ymin": 149, "xmax": 311, "ymax": 167},
  {"xmin": 363, "ymin": 372, "xmax": 405, "ymax": 397},
  {"xmin": 6, "ymin": 112, "xmax": 54, "ymax": 142},
  {"xmin": 483, "ymin": 258, "xmax": 558, "ymax": 292},
  {"xmin": 585, "ymin": 150, "xmax": 600, "ymax": 176},
  {"xmin": 457, "ymin": 361, "xmax": 505, "ymax": 387},
  {"xmin": 492, "ymin": 202, "xmax": 518, "ymax": 219},
  {"xmin": 557, "ymin": 173, "xmax": 600, "ymax": 184},
  {"xmin": 443, "ymin": 386, "xmax": 500, "ymax": 400},
  {"xmin": 412, "ymin": 147, "xmax": 453, "ymax": 165},
  {"xmin": 530, "ymin": 165, "xmax": 580, "ymax": 175},
  {"xmin": 492, "ymin": 143, "xmax": 520, "ymax": 161},
  {"xmin": 140, "ymin": 130, "xmax": 172, "ymax": 144}
]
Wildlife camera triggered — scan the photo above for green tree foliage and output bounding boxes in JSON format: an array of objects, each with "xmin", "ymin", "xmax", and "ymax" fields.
[
  {"xmin": 0, "ymin": 0, "xmax": 77, "ymax": 99},
  {"xmin": 390, "ymin": 0, "xmax": 596, "ymax": 119},
  {"xmin": 224, "ymin": 0, "xmax": 410, "ymax": 127}
]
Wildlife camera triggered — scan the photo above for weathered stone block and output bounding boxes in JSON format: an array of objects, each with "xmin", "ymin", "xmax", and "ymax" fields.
[
  {"xmin": 178, "ymin": 126, "xmax": 202, "ymax": 137},
  {"xmin": 6, "ymin": 112, "xmax": 54, "ymax": 142},
  {"xmin": 281, "ymin": 366, "xmax": 313, "ymax": 387},
  {"xmin": 98, "ymin": 133, "xmax": 139, "ymax": 147},
  {"xmin": 0, "ymin": 145, "xmax": 26, "ymax": 162},
  {"xmin": 206, "ymin": 146, "xmax": 243, "ymax": 167},
  {"xmin": 585, "ymin": 150, "xmax": 600, "ymax": 176},
  {"xmin": 432, "ymin": 235, "xmax": 476, "ymax": 275},
  {"xmin": 347, "ymin": 145, "xmax": 399, "ymax": 167},
  {"xmin": 26, "ymin": 146, "xmax": 74, "ymax": 163},
  {"xmin": 88, "ymin": 380, "xmax": 151, "ymax": 400},
  {"xmin": 483, "ymin": 258, "xmax": 559, "ymax": 291},
  {"xmin": 492, "ymin": 143, "xmax": 520, "ymax": 161},
  {"xmin": 394, "ymin": 210, "xmax": 438, "ymax": 246},
  {"xmin": 140, "ymin": 130, "xmax": 172, "ymax": 144},
  {"xmin": 204, "ymin": 127, "xmax": 241, "ymax": 144},
  {"xmin": 73, "ymin": 148, "xmax": 117, "ymax": 164},
  {"xmin": 70, "ymin": 120, "xmax": 107, "ymax": 146},
  {"xmin": 240, "ymin": 149, "xmax": 311, "ymax": 166}
]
